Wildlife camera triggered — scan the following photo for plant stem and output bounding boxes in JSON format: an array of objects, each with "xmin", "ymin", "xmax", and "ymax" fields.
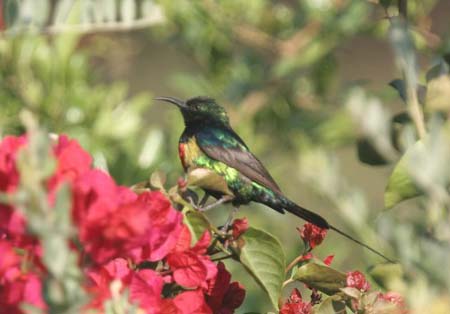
[
  {"xmin": 211, "ymin": 254, "xmax": 234, "ymax": 262},
  {"xmin": 285, "ymin": 254, "xmax": 306, "ymax": 274},
  {"xmin": 396, "ymin": 0, "xmax": 427, "ymax": 140},
  {"xmin": 282, "ymin": 278, "xmax": 294, "ymax": 288},
  {"xmin": 406, "ymin": 84, "xmax": 427, "ymax": 139}
]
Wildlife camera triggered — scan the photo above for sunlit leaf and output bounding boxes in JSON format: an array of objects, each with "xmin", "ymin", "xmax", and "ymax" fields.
[
  {"xmin": 150, "ymin": 171, "xmax": 166, "ymax": 191},
  {"xmin": 384, "ymin": 141, "xmax": 423, "ymax": 209},
  {"xmin": 238, "ymin": 227, "xmax": 285, "ymax": 310},
  {"xmin": 292, "ymin": 262, "xmax": 346, "ymax": 295}
]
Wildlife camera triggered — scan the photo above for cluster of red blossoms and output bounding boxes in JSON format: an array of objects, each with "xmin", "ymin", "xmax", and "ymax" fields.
[
  {"xmin": 281, "ymin": 223, "xmax": 407, "ymax": 314},
  {"xmin": 0, "ymin": 135, "xmax": 245, "ymax": 314}
]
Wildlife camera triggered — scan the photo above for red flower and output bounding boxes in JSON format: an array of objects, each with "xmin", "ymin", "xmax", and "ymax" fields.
[
  {"xmin": 0, "ymin": 204, "xmax": 26, "ymax": 243},
  {"xmin": 48, "ymin": 135, "xmax": 92, "ymax": 191},
  {"xmin": 166, "ymin": 230, "xmax": 217, "ymax": 288},
  {"xmin": 0, "ymin": 135, "xmax": 27, "ymax": 192},
  {"xmin": 0, "ymin": 271, "xmax": 46, "ymax": 314},
  {"xmin": 86, "ymin": 258, "xmax": 165, "ymax": 313},
  {"xmin": 0, "ymin": 240, "xmax": 20, "ymax": 276},
  {"xmin": 280, "ymin": 289, "xmax": 312, "ymax": 314},
  {"xmin": 205, "ymin": 262, "xmax": 245, "ymax": 314},
  {"xmin": 73, "ymin": 171, "xmax": 183, "ymax": 264},
  {"xmin": 133, "ymin": 191, "xmax": 183, "ymax": 262},
  {"xmin": 231, "ymin": 218, "xmax": 248, "ymax": 239},
  {"xmin": 346, "ymin": 271, "xmax": 370, "ymax": 292},
  {"xmin": 86, "ymin": 258, "xmax": 134, "ymax": 308},
  {"xmin": 72, "ymin": 170, "xmax": 142, "ymax": 263},
  {"xmin": 129, "ymin": 269, "xmax": 164, "ymax": 314},
  {"xmin": 161, "ymin": 290, "xmax": 212, "ymax": 314},
  {"xmin": 298, "ymin": 223, "xmax": 327, "ymax": 249},
  {"xmin": 0, "ymin": 241, "xmax": 46, "ymax": 314}
]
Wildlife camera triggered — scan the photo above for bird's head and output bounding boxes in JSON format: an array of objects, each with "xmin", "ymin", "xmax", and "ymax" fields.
[{"xmin": 155, "ymin": 96, "xmax": 230, "ymax": 127}]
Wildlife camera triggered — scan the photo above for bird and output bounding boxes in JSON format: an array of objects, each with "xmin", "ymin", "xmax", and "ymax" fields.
[{"xmin": 156, "ymin": 95, "xmax": 393, "ymax": 262}]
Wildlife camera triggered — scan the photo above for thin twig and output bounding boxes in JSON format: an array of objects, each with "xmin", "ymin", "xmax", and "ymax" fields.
[
  {"xmin": 282, "ymin": 278, "xmax": 294, "ymax": 288},
  {"xmin": 211, "ymin": 254, "xmax": 234, "ymax": 262},
  {"xmin": 285, "ymin": 254, "xmax": 308, "ymax": 274}
]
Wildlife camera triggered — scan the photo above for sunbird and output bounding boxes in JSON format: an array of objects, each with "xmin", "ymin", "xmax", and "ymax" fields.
[{"xmin": 156, "ymin": 96, "xmax": 392, "ymax": 262}]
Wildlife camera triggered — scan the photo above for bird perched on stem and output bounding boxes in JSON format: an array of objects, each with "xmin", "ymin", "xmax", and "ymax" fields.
[{"xmin": 156, "ymin": 96, "xmax": 393, "ymax": 262}]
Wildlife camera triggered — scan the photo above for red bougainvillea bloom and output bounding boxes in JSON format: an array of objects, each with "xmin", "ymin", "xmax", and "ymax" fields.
[
  {"xmin": 133, "ymin": 191, "xmax": 183, "ymax": 262},
  {"xmin": 86, "ymin": 258, "xmax": 165, "ymax": 313},
  {"xmin": 1, "ymin": 134, "xmax": 248, "ymax": 314},
  {"xmin": 0, "ymin": 240, "xmax": 20, "ymax": 276},
  {"xmin": 166, "ymin": 229, "xmax": 217, "ymax": 288},
  {"xmin": 0, "ymin": 240, "xmax": 46, "ymax": 314},
  {"xmin": 48, "ymin": 135, "xmax": 92, "ymax": 191},
  {"xmin": 280, "ymin": 288, "xmax": 312, "ymax": 314},
  {"xmin": 129, "ymin": 269, "xmax": 164, "ymax": 314},
  {"xmin": 161, "ymin": 290, "xmax": 212, "ymax": 314},
  {"xmin": 85, "ymin": 258, "xmax": 134, "ymax": 309},
  {"xmin": 231, "ymin": 218, "xmax": 249, "ymax": 239},
  {"xmin": 72, "ymin": 170, "xmax": 146, "ymax": 263},
  {"xmin": 298, "ymin": 223, "xmax": 327, "ymax": 249},
  {"xmin": 0, "ymin": 135, "xmax": 27, "ymax": 192},
  {"xmin": 346, "ymin": 270, "xmax": 370, "ymax": 292},
  {"xmin": 73, "ymin": 169, "xmax": 183, "ymax": 264},
  {"xmin": 0, "ymin": 271, "xmax": 46, "ymax": 314},
  {"xmin": 205, "ymin": 262, "xmax": 245, "ymax": 314}
]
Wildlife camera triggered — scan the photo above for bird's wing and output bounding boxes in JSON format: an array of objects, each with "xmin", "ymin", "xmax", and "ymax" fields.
[{"xmin": 195, "ymin": 127, "xmax": 282, "ymax": 194}]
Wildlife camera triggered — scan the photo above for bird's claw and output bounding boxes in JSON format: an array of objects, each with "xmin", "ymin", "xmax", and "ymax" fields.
[{"xmin": 186, "ymin": 196, "xmax": 202, "ymax": 211}]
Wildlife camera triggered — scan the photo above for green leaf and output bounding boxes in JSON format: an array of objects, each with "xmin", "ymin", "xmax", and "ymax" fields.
[
  {"xmin": 384, "ymin": 141, "xmax": 424, "ymax": 209},
  {"xmin": 238, "ymin": 227, "xmax": 285, "ymax": 310},
  {"xmin": 315, "ymin": 295, "xmax": 347, "ymax": 314},
  {"xmin": 184, "ymin": 210, "xmax": 212, "ymax": 243},
  {"xmin": 150, "ymin": 171, "xmax": 166, "ymax": 191},
  {"xmin": 292, "ymin": 262, "xmax": 346, "ymax": 295}
]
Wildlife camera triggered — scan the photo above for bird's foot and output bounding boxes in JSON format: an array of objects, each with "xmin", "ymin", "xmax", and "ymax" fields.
[{"xmin": 197, "ymin": 195, "xmax": 234, "ymax": 212}]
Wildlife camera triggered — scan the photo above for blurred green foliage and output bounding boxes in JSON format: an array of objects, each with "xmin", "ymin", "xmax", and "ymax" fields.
[
  {"xmin": 0, "ymin": 32, "xmax": 155, "ymax": 184},
  {"xmin": 1, "ymin": 0, "xmax": 450, "ymax": 313}
]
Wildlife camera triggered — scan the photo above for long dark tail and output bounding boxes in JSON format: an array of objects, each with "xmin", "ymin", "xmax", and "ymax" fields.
[{"xmin": 267, "ymin": 195, "xmax": 395, "ymax": 263}]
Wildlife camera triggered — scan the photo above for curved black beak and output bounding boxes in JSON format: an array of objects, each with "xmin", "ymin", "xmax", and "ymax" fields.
[{"xmin": 154, "ymin": 96, "xmax": 187, "ymax": 109}]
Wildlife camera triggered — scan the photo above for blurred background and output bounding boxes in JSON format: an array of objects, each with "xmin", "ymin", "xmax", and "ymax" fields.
[{"xmin": 1, "ymin": 0, "xmax": 450, "ymax": 312}]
